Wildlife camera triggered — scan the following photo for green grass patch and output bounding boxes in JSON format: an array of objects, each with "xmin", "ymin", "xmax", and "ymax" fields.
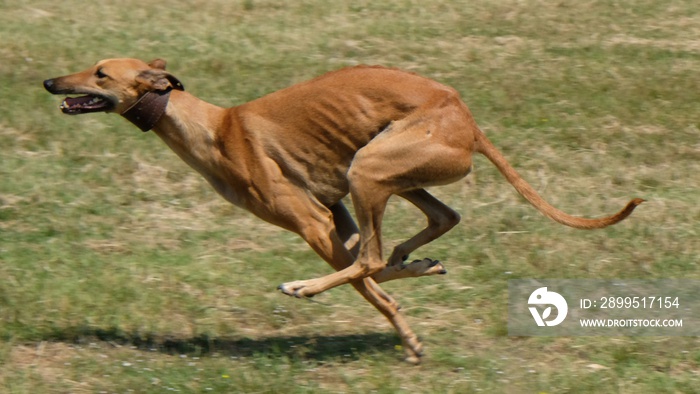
[{"xmin": 2, "ymin": 0, "xmax": 700, "ymax": 392}]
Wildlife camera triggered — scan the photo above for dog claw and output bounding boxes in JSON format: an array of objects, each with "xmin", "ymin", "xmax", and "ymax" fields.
[
  {"xmin": 278, "ymin": 283, "xmax": 314, "ymax": 298},
  {"xmin": 277, "ymin": 284, "xmax": 292, "ymax": 296},
  {"xmin": 408, "ymin": 258, "xmax": 446, "ymax": 274},
  {"xmin": 423, "ymin": 260, "xmax": 448, "ymax": 274}
]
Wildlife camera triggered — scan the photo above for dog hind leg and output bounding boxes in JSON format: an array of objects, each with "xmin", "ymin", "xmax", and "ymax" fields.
[
  {"xmin": 371, "ymin": 189, "xmax": 460, "ymax": 283},
  {"xmin": 278, "ymin": 102, "xmax": 474, "ymax": 296}
]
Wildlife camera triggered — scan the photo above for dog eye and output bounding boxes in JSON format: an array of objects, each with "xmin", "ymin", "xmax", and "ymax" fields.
[{"xmin": 95, "ymin": 69, "xmax": 108, "ymax": 79}]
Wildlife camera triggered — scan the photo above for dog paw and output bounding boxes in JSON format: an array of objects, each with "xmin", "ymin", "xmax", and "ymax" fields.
[
  {"xmin": 401, "ymin": 337, "xmax": 424, "ymax": 365},
  {"xmin": 278, "ymin": 283, "xmax": 314, "ymax": 298},
  {"xmin": 409, "ymin": 258, "xmax": 448, "ymax": 275}
]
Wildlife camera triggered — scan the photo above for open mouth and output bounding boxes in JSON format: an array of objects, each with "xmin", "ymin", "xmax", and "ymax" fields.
[{"xmin": 60, "ymin": 94, "xmax": 114, "ymax": 115}]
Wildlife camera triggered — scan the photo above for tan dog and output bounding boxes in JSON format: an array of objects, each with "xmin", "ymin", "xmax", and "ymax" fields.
[{"xmin": 44, "ymin": 58, "xmax": 642, "ymax": 363}]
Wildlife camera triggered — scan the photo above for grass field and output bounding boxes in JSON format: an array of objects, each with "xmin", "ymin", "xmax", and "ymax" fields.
[{"xmin": 2, "ymin": 0, "xmax": 700, "ymax": 392}]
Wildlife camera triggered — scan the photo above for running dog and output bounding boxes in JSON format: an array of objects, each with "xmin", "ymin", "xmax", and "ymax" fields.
[{"xmin": 44, "ymin": 58, "xmax": 643, "ymax": 363}]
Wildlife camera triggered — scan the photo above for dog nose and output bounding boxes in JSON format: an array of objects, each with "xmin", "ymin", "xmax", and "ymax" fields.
[{"xmin": 43, "ymin": 79, "xmax": 55, "ymax": 92}]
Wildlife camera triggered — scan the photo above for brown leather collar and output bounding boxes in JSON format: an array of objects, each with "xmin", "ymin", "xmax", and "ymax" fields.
[{"xmin": 121, "ymin": 89, "xmax": 172, "ymax": 132}]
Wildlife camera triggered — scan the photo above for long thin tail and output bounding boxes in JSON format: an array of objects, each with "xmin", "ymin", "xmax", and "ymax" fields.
[{"xmin": 474, "ymin": 130, "xmax": 643, "ymax": 229}]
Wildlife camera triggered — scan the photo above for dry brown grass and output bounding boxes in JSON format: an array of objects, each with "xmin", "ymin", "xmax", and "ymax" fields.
[{"xmin": 2, "ymin": 0, "xmax": 700, "ymax": 392}]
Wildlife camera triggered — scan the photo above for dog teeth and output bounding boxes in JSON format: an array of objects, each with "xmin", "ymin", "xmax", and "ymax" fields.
[{"xmin": 59, "ymin": 96, "xmax": 104, "ymax": 109}]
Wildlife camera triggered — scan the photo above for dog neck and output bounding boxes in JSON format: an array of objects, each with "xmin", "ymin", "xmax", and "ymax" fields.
[
  {"xmin": 148, "ymin": 90, "xmax": 228, "ymax": 172},
  {"xmin": 121, "ymin": 90, "xmax": 172, "ymax": 132}
]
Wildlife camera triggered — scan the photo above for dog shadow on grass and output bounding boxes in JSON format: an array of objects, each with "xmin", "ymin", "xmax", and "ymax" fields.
[{"xmin": 48, "ymin": 326, "xmax": 401, "ymax": 361}]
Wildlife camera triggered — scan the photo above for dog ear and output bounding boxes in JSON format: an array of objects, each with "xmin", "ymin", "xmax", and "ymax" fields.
[
  {"xmin": 148, "ymin": 59, "xmax": 168, "ymax": 70},
  {"xmin": 135, "ymin": 68, "xmax": 185, "ymax": 92}
]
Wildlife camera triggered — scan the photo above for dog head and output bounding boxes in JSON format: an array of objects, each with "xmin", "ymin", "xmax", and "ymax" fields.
[{"xmin": 43, "ymin": 58, "xmax": 184, "ymax": 115}]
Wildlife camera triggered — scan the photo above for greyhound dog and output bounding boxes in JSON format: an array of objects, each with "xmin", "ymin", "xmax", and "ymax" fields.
[{"xmin": 44, "ymin": 58, "xmax": 642, "ymax": 363}]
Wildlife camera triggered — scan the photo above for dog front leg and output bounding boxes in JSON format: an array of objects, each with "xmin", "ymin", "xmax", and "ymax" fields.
[{"xmin": 278, "ymin": 201, "xmax": 424, "ymax": 363}]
